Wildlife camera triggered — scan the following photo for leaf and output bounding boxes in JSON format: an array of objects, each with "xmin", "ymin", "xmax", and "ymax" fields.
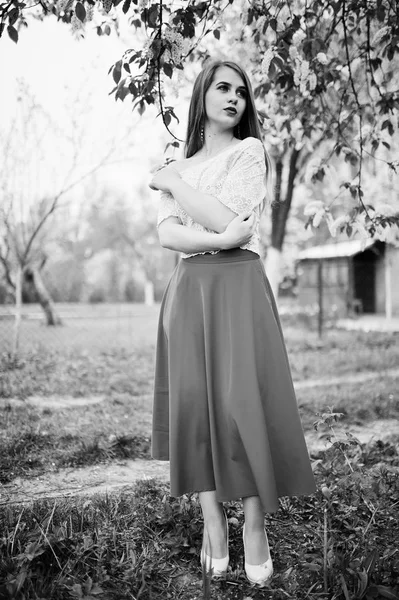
[
  {"xmin": 304, "ymin": 562, "xmax": 322, "ymax": 571},
  {"xmin": 24, "ymin": 541, "xmax": 46, "ymax": 560},
  {"xmin": 339, "ymin": 574, "xmax": 351, "ymax": 600},
  {"xmin": 71, "ymin": 583, "xmax": 83, "ymax": 598},
  {"xmin": 75, "ymin": 2, "xmax": 86, "ymax": 22},
  {"xmin": 122, "ymin": 0, "xmax": 130, "ymax": 13},
  {"xmin": 112, "ymin": 60, "xmax": 122, "ymax": 83},
  {"xmin": 163, "ymin": 63, "xmax": 173, "ymax": 78},
  {"xmin": 102, "ymin": 0, "xmax": 113, "ymax": 13},
  {"xmin": 15, "ymin": 568, "xmax": 28, "ymax": 592},
  {"xmin": 90, "ymin": 585, "xmax": 104, "ymax": 595},
  {"xmin": 376, "ymin": 587, "xmax": 399, "ymax": 600},
  {"xmin": 147, "ymin": 3, "xmax": 158, "ymax": 28},
  {"xmin": 128, "ymin": 81, "xmax": 137, "ymax": 95},
  {"xmin": 7, "ymin": 25, "xmax": 18, "ymax": 43},
  {"xmin": 115, "ymin": 84, "xmax": 129, "ymax": 101},
  {"xmin": 363, "ymin": 549, "xmax": 378, "ymax": 575},
  {"xmin": 357, "ymin": 570, "xmax": 368, "ymax": 597},
  {"xmin": 8, "ymin": 7, "xmax": 19, "ymax": 26},
  {"xmin": 381, "ymin": 119, "xmax": 394, "ymax": 136},
  {"xmin": 213, "ymin": 28, "xmax": 220, "ymax": 39}
]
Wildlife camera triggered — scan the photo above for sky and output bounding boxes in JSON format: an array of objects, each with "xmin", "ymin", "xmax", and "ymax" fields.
[{"xmin": 0, "ymin": 14, "xmax": 191, "ymax": 220}]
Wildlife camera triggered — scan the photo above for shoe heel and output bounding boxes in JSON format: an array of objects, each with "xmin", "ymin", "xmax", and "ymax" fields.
[
  {"xmin": 242, "ymin": 523, "xmax": 273, "ymax": 587},
  {"xmin": 200, "ymin": 508, "xmax": 229, "ymax": 578}
]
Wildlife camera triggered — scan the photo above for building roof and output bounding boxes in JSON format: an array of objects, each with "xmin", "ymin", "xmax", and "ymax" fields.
[{"xmin": 298, "ymin": 239, "xmax": 376, "ymax": 261}]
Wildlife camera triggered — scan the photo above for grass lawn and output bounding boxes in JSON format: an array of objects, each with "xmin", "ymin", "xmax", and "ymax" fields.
[
  {"xmin": 1, "ymin": 308, "xmax": 398, "ymax": 484},
  {"xmin": 1, "ymin": 305, "xmax": 398, "ymax": 599}
]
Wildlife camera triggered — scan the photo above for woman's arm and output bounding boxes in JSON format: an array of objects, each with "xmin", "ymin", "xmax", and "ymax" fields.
[
  {"xmin": 151, "ymin": 168, "xmax": 237, "ymax": 233},
  {"xmin": 158, "ymin": 213, "xmax": 256, "ymax": 254},
  {"xmin": 158, "ymin": 218, "xmax": 227, "ymax": 253},
  {"xmin": 167, "ymin": 180, "xmax": 237, "ymax": 233},
  {"xmin": 151, "ymin": 139, "xmax": 268, "ymax": 233}
]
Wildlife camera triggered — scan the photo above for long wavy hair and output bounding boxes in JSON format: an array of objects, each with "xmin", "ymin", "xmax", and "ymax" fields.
[{"xmin": 184, "ymin": 59, "xmax": 273, "ymax": 212}]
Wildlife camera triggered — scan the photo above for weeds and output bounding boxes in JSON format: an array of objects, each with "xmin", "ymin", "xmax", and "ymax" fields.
[
  {"xmin": 312, "ymin": 409, "xmax": 399, "ymax": 599},
  {"xmin": 1, "ymin": 325, "xmax": 399, "ymax": 598},
  {"xmin": 0, "ymin": 432, "xmax": 151, "ymax": 484},
  {"xmin": 1, "ymin": 426, "xmax": 398, "ymax": 600}
]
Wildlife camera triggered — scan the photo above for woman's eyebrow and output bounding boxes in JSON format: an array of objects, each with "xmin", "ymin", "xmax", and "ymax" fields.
[{"xmin": 216, "ymin": 80, "xmax": 247, "ymax": 91}]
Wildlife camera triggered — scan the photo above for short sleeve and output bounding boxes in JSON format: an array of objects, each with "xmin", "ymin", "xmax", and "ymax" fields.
[
  {"xmin": 215, "ymin": 138, "xmax": 267, "ymax": 213},
  {"xmin": 156, "ymin": 190, "xmax": 181, "ymax": 229}
]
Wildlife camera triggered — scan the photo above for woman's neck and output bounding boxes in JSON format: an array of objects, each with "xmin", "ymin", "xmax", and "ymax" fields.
[{"xmin": 201, "ymin": 131, "xmax": 237, "ymax": 158}]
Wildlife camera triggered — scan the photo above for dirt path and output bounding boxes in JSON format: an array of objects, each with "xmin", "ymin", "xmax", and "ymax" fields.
[
  {"xmin": 2, "ymin": 368, "xmax": 399, "ymax": 506},
  {"xmin": 2, "ymin": 419, "xmax": 399, "ymax": 506},
  {"xmin": 1, "ymin": 458, "xmax": 170, "ymax": 505},
  {"xmin": 293, "ymin": 367, "xmax": 399, "ymax": 390}
]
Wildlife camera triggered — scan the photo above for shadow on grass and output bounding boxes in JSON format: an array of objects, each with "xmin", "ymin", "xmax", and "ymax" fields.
[
  {"xmin": 1, "ymin": 438, "xmax": 399, "ymax": 600},
  {"xmin": 0, "ymin": 432, "xmax": 151, "ymax": 484}
]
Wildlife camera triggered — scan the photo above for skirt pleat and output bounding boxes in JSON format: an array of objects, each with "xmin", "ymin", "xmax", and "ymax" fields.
[{"xmin": 152, "ymin": 248, "xmax": 316, "ymax": 513}]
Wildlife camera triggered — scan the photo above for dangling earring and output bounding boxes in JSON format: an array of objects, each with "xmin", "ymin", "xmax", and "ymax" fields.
[
  {"xmin": 237, "ymin": 124, "xmax": 241, "ymax": 139},
  {"xmin": 200, "ymin": 125, "xmax": 204, "ymax": 144}
]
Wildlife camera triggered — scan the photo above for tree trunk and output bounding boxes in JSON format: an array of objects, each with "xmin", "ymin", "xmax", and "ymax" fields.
[
  {"xmin": 265, "ymin": 149, "xmax": 300, "ymax": 299},
  {"xmin": 24, "ymin": 266, "xmax": 62, "ymax": 326},
  {"xmin": 144, "ymin": 278, "xmax": 155, "ymax": 306}
]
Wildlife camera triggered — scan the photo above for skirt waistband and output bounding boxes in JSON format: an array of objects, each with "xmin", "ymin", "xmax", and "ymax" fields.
[{"xmin": 182, "ymin": 248, "xmax": 260, "ymax": 264}]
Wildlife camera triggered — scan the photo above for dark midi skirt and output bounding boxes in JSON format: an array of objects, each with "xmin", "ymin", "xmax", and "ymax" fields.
[{"xmin": 152, "ymin": 247, "xmax": 316, "ymax": 513}]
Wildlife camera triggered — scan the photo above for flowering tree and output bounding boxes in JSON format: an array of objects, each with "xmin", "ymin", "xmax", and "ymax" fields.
[{"xmin": 2, "ymin": 0, "xmax": 399, "ymax": 292}]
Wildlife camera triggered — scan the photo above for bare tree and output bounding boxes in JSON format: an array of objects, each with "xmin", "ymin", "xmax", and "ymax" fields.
[{"xmin": 0, "ymin": 79, "xmax": 136, "ymax": 330}]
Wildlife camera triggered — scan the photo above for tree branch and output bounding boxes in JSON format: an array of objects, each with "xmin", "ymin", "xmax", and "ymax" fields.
[
  {"xmin": 0, "ymin": 249, "xmax": 15, "ymax": 290},
  {"xmin": 342, "ymin": 0, "xmax": 371, "ymax": 220}
]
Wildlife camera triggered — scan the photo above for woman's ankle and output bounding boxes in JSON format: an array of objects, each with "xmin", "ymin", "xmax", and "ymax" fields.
[
  {"xmin": 243, "ymin": 519, "xmax": 265, "ymax": 534},
  {"xmin": 203, "ymin": 517, "xmax": 228, "ymax": 558}
]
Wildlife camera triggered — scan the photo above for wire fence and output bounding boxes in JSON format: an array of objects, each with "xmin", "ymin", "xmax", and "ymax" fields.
[
  {"xmin": 2, "ymin": 253, "xmax": 393, "ymax": 356},
  {"xmin": 0, "ymin": 302, "xmax": 161, "ymax": 356}
]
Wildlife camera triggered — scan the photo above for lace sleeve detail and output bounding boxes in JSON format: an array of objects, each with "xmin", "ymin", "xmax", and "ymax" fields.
[
  {"xmin": 215, "ymin": 138, "xmax": 268, "ymax": 214},
  {"xmin": 156, "ymin": 190, "xmax": 181, "ymax": 229}
]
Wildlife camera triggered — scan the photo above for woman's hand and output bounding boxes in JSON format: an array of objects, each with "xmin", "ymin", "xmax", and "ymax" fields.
[
  {"xmin": 149, "ymin": 164, "xmax": 181, "ymax": 192},
  {"xmin": 220, "ymin": 211, "xmax": 257, "ymax": 249}
]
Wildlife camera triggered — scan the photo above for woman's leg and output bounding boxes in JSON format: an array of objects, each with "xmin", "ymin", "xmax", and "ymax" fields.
[
  {"xmin": 242, "ymin": 495, "xmax": 270, "ymax": 564},
  {"xmin": 198, "ymin": 491, "xmax": 228, "ymax": 559}
]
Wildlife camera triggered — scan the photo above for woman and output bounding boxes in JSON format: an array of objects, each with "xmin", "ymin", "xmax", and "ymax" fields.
[{"xmin": 149, "ymin": 58, "xmax": 316, "ymax": 587}]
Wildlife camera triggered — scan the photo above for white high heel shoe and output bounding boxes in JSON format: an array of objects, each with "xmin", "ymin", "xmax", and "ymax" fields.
[
  {"xmin": 242, "ymin": 523, "xmax": 273, "ymax": 587},
  {"xmin": 200, "ymin": 509, "xmax": 229, "ymax": 578}
]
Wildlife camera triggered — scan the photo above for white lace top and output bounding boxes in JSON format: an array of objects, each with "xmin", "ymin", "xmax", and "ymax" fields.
[{"xmin": 156, "ymin": 136, "xmax": 269, "ymax": 259}]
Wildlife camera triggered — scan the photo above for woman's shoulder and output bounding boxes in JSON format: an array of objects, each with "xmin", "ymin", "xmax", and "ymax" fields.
[
  {"xmin": 240, "ymin": 136, "xmax": 265, "ymax": 154},
  {"xmin": 169, "ymin": 137, "xmax": 264, "ymax": 172},
  {"xmin": 226, "ymin": 137, "xmax": 265, "ymax": 167}
]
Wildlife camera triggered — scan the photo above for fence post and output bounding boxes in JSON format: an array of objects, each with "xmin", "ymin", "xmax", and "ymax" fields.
[
  {"xmin": 12, "ymin": 265, "xmax": 22, "ymax": 359},
  {"xmin": 318, "ymin": 260, "xmax": 324, "ymax": 338}
]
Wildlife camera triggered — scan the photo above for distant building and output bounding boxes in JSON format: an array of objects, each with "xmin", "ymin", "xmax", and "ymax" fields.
[{"xmin": 297, "ymin": 240, "xmax": 399, "ymax": 318}]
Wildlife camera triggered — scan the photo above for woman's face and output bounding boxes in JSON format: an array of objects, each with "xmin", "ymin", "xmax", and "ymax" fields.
[{"xmin": 204, "ymin": 66, "xmax": 247, "ymax": 132}]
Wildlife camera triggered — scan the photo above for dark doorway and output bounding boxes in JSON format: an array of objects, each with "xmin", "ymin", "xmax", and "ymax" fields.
[{"xmin": 352, "ymin": 245, "xmax": 382, "ymax": 313}]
